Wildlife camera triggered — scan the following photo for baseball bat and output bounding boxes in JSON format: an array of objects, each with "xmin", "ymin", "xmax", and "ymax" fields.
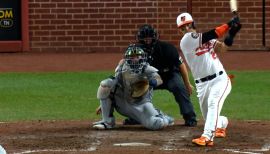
[{"xmin": 230, "ymin": 0, "xmax": 238, "ymax": 16}]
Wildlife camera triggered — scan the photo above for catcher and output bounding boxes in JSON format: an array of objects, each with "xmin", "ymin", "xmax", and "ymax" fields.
[{"xmin": 93, "ymin": 44, "xmax": 174, "ymax": 130}]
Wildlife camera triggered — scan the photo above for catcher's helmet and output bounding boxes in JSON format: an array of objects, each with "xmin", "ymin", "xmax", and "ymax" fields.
[
  {"xmin": 136, "ymin": 24, "xmax": 158, "ymax": 46},
  {"xmin": 125, "ymin": 44, "xmax": 147, "ymax": 74},
  {"xmin": 176, "ymin": 12, "xmax": 194, "ymax": 28}
]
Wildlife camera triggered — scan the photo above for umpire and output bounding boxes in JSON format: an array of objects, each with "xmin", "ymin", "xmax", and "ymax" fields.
[{"xmin": 124, "ymin": 24, "xmax": 197, "ymax": 126}]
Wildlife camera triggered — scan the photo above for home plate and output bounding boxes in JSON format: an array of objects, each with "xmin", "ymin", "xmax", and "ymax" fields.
[{"xmin": 113, "ymin": 142, "xmax": 151, "ymax": 147}]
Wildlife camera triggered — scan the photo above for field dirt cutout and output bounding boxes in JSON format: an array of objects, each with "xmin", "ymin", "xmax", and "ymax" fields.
[{"xmin": 0, "ymin": 120, "xmax": 269, "ymax": 154}]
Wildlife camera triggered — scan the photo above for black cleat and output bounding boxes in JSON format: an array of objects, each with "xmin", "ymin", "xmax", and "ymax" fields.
[
  {"xmin": 184, "ymin": 120, "xmax": 197, "ymax": 127},
  {"xmin": 122, "ymin": 118, "xmax": 140, "ymax": 125}
]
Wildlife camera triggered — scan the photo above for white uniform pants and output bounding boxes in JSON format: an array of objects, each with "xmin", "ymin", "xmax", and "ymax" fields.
[{"xmin": 196, "ymin": 73, "xmax": 231, "ymax": 140}]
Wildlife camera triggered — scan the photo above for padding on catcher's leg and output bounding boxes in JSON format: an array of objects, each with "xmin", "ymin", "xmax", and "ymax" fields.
[
  {"xmin": 97, "ymin": 85, "xmax": 111, "ymax": 99},
  {"xmin": 97, "ymin": 78, "xmax": 114, "ymax": 99}
]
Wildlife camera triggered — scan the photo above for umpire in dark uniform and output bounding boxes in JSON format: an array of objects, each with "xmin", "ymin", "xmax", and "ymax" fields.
[{"xmin": 124, "ymin": 24, "xmax": 197, "ymax": 126}]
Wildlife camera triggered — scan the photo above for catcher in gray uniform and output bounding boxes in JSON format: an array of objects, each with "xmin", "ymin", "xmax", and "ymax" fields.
[{"xmin": 93, "ymin": 44, "xmax": 174, "ymax": 130}]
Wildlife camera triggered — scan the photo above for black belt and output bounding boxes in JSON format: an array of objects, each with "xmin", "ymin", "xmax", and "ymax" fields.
[{"xmin": 195, "ymin": 71, "xmax": 223, "ymax": 84}]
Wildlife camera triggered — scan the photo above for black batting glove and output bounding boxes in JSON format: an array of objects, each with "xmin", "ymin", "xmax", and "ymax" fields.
[
  {"xmin": 227, "ymin": 16, "xmax": 241, "ymax": 27},
  {"xmin": 224, "ymin": 21, "xmax": 242, "ymax": 46},
  {"xmin": 229, "ymin": 22, "xmax": 242, "ymax": 37}
]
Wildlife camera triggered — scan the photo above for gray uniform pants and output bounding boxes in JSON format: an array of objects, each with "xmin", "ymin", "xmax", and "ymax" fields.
[{"xmin": 100, "ymin": 90, "xmax": 170, "ymax": 130}]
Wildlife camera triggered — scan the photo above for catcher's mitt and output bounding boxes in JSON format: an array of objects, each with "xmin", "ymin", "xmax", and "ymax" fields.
[{"xmin": 131, "ymin": 79, "xmax": 149, "ymax": 98}]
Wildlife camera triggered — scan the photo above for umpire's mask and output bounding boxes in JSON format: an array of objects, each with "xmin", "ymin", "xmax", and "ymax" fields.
[{"xmin": 136, "ymin": 24, "xmax": 159, "ymax": 49}]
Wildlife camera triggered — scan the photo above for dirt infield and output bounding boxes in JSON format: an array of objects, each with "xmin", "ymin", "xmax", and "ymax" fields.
[
  {"xmin": 0, "ymin": 51, "xmax": 269, "ymax": 154},
  {"xmin": 0, "ymin": 120, "xmax": 270, "ymax": 154}
]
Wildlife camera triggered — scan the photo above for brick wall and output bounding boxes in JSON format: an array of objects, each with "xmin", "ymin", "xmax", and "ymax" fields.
[
  {"xmin": 192, "ymin": 0, "xmax": 269, "ymax": 50},
  {"xmin": 29, "ymin": 0, "xmax": 269, "ymax": 52},
  {"xmin": 266, "ymin": 0, "xmax": 270, "ymax": 49}
]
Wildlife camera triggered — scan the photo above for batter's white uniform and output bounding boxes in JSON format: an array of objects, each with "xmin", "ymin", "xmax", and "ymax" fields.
[{"xmin": 180, "ymin": 32, "xmax": 231, "ymax": 141}]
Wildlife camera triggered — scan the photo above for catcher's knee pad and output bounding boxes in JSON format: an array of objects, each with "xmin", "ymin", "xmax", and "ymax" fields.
[{"xmin": 97, "ymin": 78, "xmax": 115, "ymax": 99}]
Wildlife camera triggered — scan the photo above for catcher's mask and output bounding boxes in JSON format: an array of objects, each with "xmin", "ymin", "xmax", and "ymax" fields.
[
  {"xmin": 136, "ymin": 24, "xmax": 159, "ymax": 48},
  {"xmin": 125, "ymin": 44, "xmax": 147, "ymax": 74}
]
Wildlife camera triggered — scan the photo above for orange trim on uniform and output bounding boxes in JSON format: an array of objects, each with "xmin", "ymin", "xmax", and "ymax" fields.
[
  {"xmin": 177, "ymin": 20, "xmax": 193, "ymax": 28},
  {"xmin": 215, "ymin": 24, "xmax": 229, "ymax": 38},
  {"xmin": 214, "ymin": 77, "xmax": 230, "ymax": 134}
]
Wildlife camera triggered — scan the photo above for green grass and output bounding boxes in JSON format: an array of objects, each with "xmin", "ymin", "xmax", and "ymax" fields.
[
  {"xmin": 0, "ymin": 71, "xmax": 269, "ymax": 122},
  {"xmin": 0, "ymin": 72, "xmax": 109, "ymax": 121},
  {"xmin": 221, "ymin": 71, "xmax": 270, "ymax": 120}
]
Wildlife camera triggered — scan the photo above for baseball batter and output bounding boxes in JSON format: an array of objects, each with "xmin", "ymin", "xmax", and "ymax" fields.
[
  {"xmin": 93, "ymin": 44, "xmax": 174, "ymax": 130},
  {"xmin": 176, "ymin": 13, "xmax": 241, "ymax": 146}
]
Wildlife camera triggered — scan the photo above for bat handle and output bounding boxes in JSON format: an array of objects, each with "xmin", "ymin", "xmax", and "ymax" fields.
[{"xmin": 232, "ymin": 11, "xmax": 238, "ymax": 17}]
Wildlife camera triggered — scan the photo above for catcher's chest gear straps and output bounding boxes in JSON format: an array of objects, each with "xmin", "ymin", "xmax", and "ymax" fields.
[
  {"xmin": 97, "ymin": 78, "xmax": 115, "ymax": 99},
  {"xmin": 115, "ymin": 59, "xmax": 125, "ymax": 73}
]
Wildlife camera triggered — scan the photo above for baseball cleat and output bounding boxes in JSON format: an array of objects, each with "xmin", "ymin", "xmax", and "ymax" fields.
[
  {"xmin": 192, "ymin": 136, "xmax": 214, "ymax": 146},
  {"xmin": 166, "ymin": 115, "xmax": 175, "ymax": 126},
  {"xmin": 184, "ymin": 120, "xmax": 197, "ymax": 127},
  {"xmin": 93, "ymin": 121, "xmax": 115, "ymax": 130},
  {"xmin": 215, "ymin": 128, "xmax": 226, "ymax": 138}
]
